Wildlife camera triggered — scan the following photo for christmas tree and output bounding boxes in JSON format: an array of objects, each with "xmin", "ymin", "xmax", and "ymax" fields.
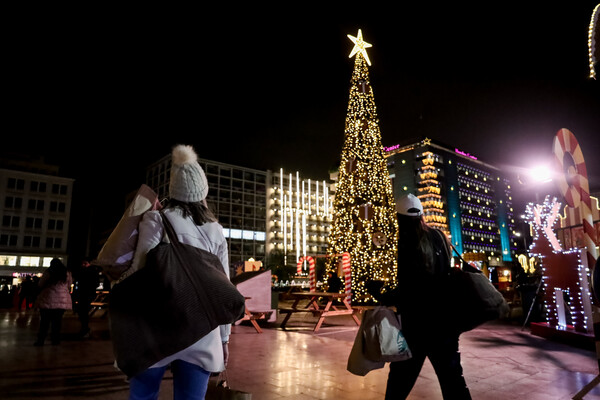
[{"xmin": 326, "ymin": 30, "xmax": 398, "ymax": 304}]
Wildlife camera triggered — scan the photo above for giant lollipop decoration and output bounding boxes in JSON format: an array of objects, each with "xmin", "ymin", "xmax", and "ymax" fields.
[{"xmin": 553, "ymin": 128, "xmax": 599, "ymax": 302}]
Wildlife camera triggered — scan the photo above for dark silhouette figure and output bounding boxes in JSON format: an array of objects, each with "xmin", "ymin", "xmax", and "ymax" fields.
[
  {"xmin": 18, "ymin": 276, "xmax": 36, "ymax": 310},
  {"xmin": 75, "ymin": 258, "xmax": 100, "ymax": 338}
]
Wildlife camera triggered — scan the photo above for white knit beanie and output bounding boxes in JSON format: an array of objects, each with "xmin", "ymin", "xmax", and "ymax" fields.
[
  {"xmin": 169, "ymin": 144, "xmax": 208, "ymax": 202},
  {"xmin": 396, "ymin": 193, "xmax": 423, "ymax": 216}
]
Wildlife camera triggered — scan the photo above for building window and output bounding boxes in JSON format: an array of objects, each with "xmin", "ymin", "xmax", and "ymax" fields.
[
  {"xmin": 28, "ymin": 199, "xmax": 45, "ymax": 211},
  {"xmin": 30, "ymin": 181, "xmax": 47, "ymax": 192},
  {"xmin": 47, "ymin": 219, "xmax": 64, "ymax": 231},
  {"xmin": 45, "ymin": 237, "xmax": 62, "ymax": 249},
  {"xmin": 20, "ymin": 256, "xmax": 41, "ymax": 267},
  {"xmin": 0, "ymin": 235, "xmax": 18, "ymax": 246},
  {"xmin": 2, "ymin": 215, "xmax": 20, "ymax": 228},
  {"xmin": 23, "ymin": 236, "xmax": 41, "ymax": 248},
  {"xmin": 26, "ymin": 217, "xmax": 43, "ymax": 229},
  {"xmin": 4, "ymin": 196, "xmax": 23, "ymax": 209},
  {"xmin": 7, "ymin": 178, "xmax": 25, "ymax": 190},
  {"xmin": 51, "ymin": 184, "xmax": 68, "ymax": 195},
  {"xmin": 49, "ymin": 201, "xmax": 66, "ymax": 213}
]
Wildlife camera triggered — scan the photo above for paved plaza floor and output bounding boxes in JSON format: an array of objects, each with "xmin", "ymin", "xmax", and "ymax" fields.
[{"xmin": 1, "ymin": 306, "xmax": 600, "ymax": 399}]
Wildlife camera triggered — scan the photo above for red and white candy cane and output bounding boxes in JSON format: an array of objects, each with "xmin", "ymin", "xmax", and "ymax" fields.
[
  {"xmin": 297, "ymin": 256, "xmax": 316, "ymax": 291},
  {"xmin": 554, "ymin": 128, "xmax": 600, "ymax": 395},
  {"xmin": 553, "ymin": 128, "xmax": 598, "ymax": 281},
  {"xmin": 342, "ymin": 252, "xmax": 352, "ymax": 303}
]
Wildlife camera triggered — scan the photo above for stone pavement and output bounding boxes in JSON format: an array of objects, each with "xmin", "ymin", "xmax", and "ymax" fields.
[{"xmin": 1, "ymin": 307, "xmax": 600, "ymax": 399}]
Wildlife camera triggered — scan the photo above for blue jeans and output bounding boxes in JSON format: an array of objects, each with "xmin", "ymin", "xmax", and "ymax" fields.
[{"xmin": 129, "ymin": 360, "xmax": 210, "ymax": 400}]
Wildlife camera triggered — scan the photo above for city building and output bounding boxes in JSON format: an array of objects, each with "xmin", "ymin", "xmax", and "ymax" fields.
[
  {"xmin": 265, "ymin": 168, "xmax": 334, "ymax": 268},
  {"xmin": 384, "ymin": 137, "xmax": 517, "ymax": 271},
  {"xmin": 0, "ymin": 156, "xmax": 73, "ymax": 283}
]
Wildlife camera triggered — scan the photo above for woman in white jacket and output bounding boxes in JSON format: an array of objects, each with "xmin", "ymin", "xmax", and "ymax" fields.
[{"xmin": 127, "ymin": 144, "xmax": 230, "ymax": 400}]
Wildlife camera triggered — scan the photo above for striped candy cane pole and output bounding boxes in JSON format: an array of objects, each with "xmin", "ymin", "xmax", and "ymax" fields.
[
  {"xmin": 553, "ymin": 128, "xmax": 599, "ymax": 374},
  {"xmin": 296, "ymin": 256, "xmax": 316, "ymax": 291},
  {"xmin": 553, "ymin": 129, "xmax": 598, "ymax": 292},
  {"xmin": 307, "ymin": 257, "xmax": 316, "ymax": 292},
  {"xmin": 342, "ymin": 252, "xmax": 352, "ymax": 303}
]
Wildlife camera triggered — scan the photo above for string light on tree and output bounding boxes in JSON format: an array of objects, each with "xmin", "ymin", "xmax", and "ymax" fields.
[{"xmin": 327, "ymin": 30, "xmax": 398, "ymax": 304}]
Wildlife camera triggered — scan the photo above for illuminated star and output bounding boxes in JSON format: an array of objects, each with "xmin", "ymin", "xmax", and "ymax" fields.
[
  {"xmin": 423, "ymin": 137, "xmax": 432, "ymax": 145},
  {"xmin": 347, "ymin": 29, "xmax": 372, "ymax": 66}
]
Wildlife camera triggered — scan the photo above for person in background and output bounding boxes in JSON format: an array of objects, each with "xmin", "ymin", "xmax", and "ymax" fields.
[
  {"xmin": 326, "ymin": 270, "xmax": 343, "ymax": 293},
  {"xmin": 75, "ymin": 257, "xmax": 100, "ymax": 338},
  {"xmin": 18, "ymin": 275, "xmax": 35, "ymax": 310},
  {"xmin": 123, "ymin": 144, "xmax": 231, "ymax": 400},
  {"xmin": 33, "ymin": 258, "xmax": 73, "ymax": 346},
  {"xmin": 367, "ymin": 193, "xmax": 471, "ymax": 399}
]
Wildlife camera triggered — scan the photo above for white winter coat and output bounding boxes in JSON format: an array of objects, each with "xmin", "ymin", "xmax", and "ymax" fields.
[{"xmin": 129, "ymin": 207, "xmax": 231, "ymax": 373}]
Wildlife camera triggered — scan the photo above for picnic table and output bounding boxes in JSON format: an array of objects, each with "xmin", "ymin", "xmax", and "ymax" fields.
[{"xmin": 279, "ymin": 291, "xmax": 360, "ymax": 332}]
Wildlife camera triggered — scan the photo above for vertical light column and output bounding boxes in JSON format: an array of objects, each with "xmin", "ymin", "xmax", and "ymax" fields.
[
  {"xmin": 281, "ymin": 169, "xmax": 286, "ymax": 260},
  {"xmin": 316, "ymin": 181, "xmax": 320, "ymax": 216},
  {"xmin": 302, "ymin": 212, "xmax": 307, "ymax": 271},
  {"xmin": 323, "ymin": 181, "xmax": 329, "ymax": 216},
  {"xmin": 288, "ymin": 173, "xmax": 293, "ymax": 251},
  {"xmin": 308, "ymin": 179, "xmax": 312, "ymax": 215},
  {"xmin": 302, "ymin": 181, "xmax": 306, "ymax": 212},
  {"xmin": 296, "ymin": 172, "xmax": 300, "ymax": 264}
]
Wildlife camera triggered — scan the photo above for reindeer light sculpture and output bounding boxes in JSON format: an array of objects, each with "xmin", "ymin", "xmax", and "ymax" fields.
[{"xmin": 526, "ymin": 196, "xmax": 593, "ymax": 333}]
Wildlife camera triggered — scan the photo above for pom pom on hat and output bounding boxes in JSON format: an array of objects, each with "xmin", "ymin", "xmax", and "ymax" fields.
[
  {"xmin": 396, "ymin": 193, "xmax": 423, "ymax": 217},
  {"xmin": 169, "ymin": 144, "xmax": 208, "ymax": 202}
]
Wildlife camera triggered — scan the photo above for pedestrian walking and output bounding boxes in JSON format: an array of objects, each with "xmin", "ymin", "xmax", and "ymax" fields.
[{"xmin": 367, "ymin": 193, "xmax": 472, "ymax": 399}]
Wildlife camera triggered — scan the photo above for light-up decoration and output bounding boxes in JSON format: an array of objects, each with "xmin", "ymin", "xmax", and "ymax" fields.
[
  {"xmin": 296, "ymin": 256, "xmax": 316, "ymax": 291},
  {"xmin": 327, "ymin": 30, "xmax": 398, "ymax": 304},
  {"xmin": 269, "ymin": 168, "xmax": 333, "ymax": 268},
  {"xmin": 347, "ymin": 29, "xmax": 372, "ymax": 66},
  {"xmin": 526, "ymin": 196, "xmax": 593, "ymax": 333},
  {"xmin": 455, "ymin": 148, "xmax": 478, "ymax": 160},
  {"xmin": 417, "ymin": 151, "xmax": 448, "ymax": 234},
  {"xmin": 553, "ymin": 128, "xmax": 598, "ymax": 285},
  {"xmin": 589, "ymin": 4, "xmax": 599, "ymax": 79}
]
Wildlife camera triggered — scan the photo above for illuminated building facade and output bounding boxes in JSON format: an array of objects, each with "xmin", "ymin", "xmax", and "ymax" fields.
[
  {"xmin": 265, "ymin": 168, "xmax": 334, "ymax": 267},
  {"xmin": 0, "ymin": 158, "xmax": 73, "ymax": 280},
  {"xmin": 385, "ymin": 138, "xmax": 516, "ymax": 264}
]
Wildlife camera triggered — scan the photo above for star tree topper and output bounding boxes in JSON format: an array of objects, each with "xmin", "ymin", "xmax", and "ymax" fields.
[{"xmin": 348, "ymin": 29, "xmax": 372, "ymax": 66}]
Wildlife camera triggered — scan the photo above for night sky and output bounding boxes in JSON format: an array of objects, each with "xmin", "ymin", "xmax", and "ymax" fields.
[{"xmin": 3, "ymin": 4, "xmax": 599, "ymax": 257}]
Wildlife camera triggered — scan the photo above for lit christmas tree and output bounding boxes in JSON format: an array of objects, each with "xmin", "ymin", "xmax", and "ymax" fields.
[{"xmin": 326, "ymin": 30, "xmax": 398, "ymax": 304}]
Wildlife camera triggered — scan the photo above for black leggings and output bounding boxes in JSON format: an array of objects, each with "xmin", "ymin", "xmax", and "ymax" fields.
[
  {"xmin": 37, "ymin": 309, "xmax": 65, "ymax": 344},
  {"xmin": 385, "ymin": 334, "xmax": 471, "ymax": 400}
]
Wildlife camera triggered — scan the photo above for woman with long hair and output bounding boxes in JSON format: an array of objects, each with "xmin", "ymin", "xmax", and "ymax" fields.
[
  {"xmin": 368, "ymin": 194, "xmax": 471, "ymax": 399},
  {"xmin": 122, "ymin": 144, "xmax": 231, "ymax": 400}
]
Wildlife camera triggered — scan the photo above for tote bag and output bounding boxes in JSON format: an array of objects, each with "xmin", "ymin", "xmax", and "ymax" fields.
[
  {"xmin": 435, "ymin": 229, "xmax": 509, "ymax": 333},
  {"xmin": 347, "ymin": 306, "xmax": 411, "ymax": 376},
  {"xmin": 362, "ymin": 306, "xmax": 412, "ymax": 362},
  {"xmin": 109, "ymin": 211, "xmax": 246, "ymax": 378}
]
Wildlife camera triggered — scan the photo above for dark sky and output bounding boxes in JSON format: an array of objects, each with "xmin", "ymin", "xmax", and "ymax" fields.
[{"xmin": 4, "ymin": 4, "xmax": 600, "ymax": 254}]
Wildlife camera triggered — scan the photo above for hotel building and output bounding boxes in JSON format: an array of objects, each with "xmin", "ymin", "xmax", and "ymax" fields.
[{"xmin": 385, "ymin": 138, "xmax": 517, "ymax": 266}]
